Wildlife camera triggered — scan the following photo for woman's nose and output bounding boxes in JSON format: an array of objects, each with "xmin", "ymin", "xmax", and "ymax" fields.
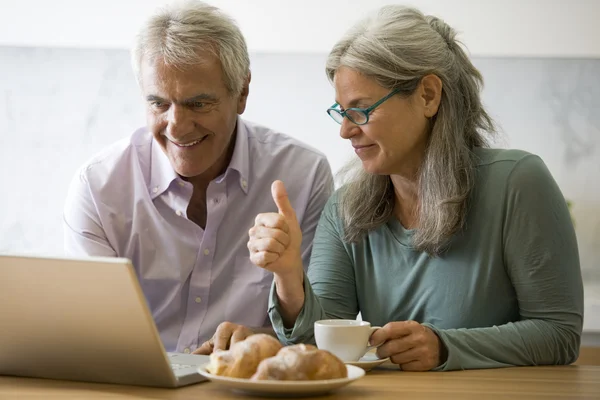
[{"xmin": 339, "ymin": 118, "xmax": 360, "ymax": 140}]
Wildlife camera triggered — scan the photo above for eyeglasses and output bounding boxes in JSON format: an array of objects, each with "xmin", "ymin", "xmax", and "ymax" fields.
[{"xmin": 326, "ymin": 88, "xmax": 401, "ymax": 125}]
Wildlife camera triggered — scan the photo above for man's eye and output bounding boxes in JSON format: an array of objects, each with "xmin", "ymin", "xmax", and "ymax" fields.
[
  {"xmin": 193, "ymin": 102, "xmax": 205, "ymax": 108},
  {"xmin": 151, "ymin": 101, "xmax": 166, "ymax": 108}
]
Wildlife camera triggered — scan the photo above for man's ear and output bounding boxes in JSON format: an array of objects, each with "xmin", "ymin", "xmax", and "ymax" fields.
[{"xmin": 237, "ymin": 72, "xmax": 251, "ymax": 114}]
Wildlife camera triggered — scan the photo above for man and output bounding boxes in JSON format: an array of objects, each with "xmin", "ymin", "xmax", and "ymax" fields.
[{"xmin": 63, "ymin": 0, "xmax": 333, "ymax": 355}]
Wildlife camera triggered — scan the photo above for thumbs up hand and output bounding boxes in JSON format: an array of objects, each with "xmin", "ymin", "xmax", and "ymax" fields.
[{"xmin": 248, "ymin": 180, "xmax": 303, "ymax": 278}]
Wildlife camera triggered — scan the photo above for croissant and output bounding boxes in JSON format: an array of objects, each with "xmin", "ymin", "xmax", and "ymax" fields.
[
  {"xmin": 206, "ymin": 334, "xmax": 283, "ymax": 379},
  {"xmin": 251, "ymin": 344, "xmax": 347, "ymax": 381}
]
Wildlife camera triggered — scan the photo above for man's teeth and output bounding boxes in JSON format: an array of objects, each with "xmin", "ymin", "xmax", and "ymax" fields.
[{"xmin": 178, "ymin": 138, "xmax": 202, "ymax": 147}]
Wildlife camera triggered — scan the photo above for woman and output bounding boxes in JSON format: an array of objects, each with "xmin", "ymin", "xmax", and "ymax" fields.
[{"xmin": 247, "ymin": 5, "xmax": 583, "ymax": 371}]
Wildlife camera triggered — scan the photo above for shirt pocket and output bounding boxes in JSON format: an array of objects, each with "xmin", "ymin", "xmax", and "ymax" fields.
[{"xmin": 224, "ymin": 255, "xmax": 274, "ymax": 327}]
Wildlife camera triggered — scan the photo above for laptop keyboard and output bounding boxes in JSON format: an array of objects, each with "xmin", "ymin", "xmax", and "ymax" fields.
[{"xmin": 171, "ymin": 363, "xmax": 196, "ymax": 371}]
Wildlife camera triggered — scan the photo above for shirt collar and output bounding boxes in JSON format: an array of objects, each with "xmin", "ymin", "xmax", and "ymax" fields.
[
  {"xmin": 149, "ymin": 136, "xmax": 179, "ymax": 199},
  {"xmin": 148, "ymin": 117, "xmax": 251, "ymax": 199},
  {"xmin": 224, "ymin": 117, "xmax": 250, "ymax": 194}
]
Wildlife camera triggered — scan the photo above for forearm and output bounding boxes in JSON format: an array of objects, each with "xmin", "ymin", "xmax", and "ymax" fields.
[
  {"xmin": 274, "ymin": 269, "xmax": 305, "ymax": 329},
  {"xmin": 269, "ymin": 193, "xmax": 358, "ymax": 344},
  {"xmin": 269, "ymin": 272, "xmax": 331, "ymax": 345},
  {"xmin": 427, "ymin": 318, "xmax": 581, "ymax": 371}
]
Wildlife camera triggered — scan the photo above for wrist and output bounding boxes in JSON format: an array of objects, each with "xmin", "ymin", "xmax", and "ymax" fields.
[
  {"xmin": 273, "ymin": 266, "xmax": 305, "ymax": 329},
  {"xmin": 274, "ymin": 264, "xmax": 304, "ymax": 288},
  {"xmin": 436, "ymin": 333, "xmax": 448, "ymax": 367}
]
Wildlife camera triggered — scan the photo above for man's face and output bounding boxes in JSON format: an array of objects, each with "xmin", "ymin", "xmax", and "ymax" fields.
[{"xmin": 140, "ymin": 54, "xmax": 249, "ymax": 179}]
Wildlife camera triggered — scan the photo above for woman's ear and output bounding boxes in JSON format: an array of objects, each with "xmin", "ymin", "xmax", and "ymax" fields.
[{"xmin": 419, "ymin": 74, "xmax": 443, "ymax": 118}]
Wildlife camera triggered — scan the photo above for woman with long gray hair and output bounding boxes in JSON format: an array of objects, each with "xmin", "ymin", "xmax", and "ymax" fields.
[{"xmin": 248, "ymin": 5, "xmax": 582, "ymax": 371}]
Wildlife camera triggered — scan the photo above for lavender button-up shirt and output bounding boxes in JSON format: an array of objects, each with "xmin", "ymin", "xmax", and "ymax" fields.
[{"xmin": 63, "ymin": 118, "xmax": 334, "ymax": 353}]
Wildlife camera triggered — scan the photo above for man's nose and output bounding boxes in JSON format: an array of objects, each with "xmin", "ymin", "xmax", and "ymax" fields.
[{"xmin": 166, "ymin": 105, "xmax": 194, "ymax": 140}]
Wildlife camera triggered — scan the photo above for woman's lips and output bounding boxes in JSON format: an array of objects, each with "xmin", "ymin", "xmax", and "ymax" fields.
[{"xmin": 353, "ymin": 144, "xmax": 375, "ymax": 156}]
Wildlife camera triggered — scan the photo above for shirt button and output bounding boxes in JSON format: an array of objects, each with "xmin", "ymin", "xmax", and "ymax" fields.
[
  {"xmin": 176, "ymin": 210, "xmax": 182, "ymax": 216},
  {"xmin": 241, "ymin": 179, "xmax": 247, "ymax": 189},
  {"xmin": 203, "ymin": 249, "xmax": 210, "ymax": 256},
  {"xmin": 195, "ymin": 297, "xmax": 202, "ymax": 304},
  {"xmin": 178, "ymin": 181, "xmax": 185, "ymax": 187},
  {"xmin": 213, "ymin": 198, "xmax": 220, "ymax": 204},
  {"xmin": 183, "ymin": 348, "xmax": 190, "ymax": 354},
  {"xmin": 152, "ymin": 186, "xmax": 159, "ymax": 193}
]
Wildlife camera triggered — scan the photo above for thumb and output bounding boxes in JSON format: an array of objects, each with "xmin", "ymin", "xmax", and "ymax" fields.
[{"xmin": 271, "ymin": 180, "xmax": 296, "ymax": 219}]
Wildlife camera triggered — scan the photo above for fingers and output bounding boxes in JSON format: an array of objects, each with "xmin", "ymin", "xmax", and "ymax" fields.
[
  {"xmin": 199, "ymin": 323, "xmax": 254, "ymax": 355},
  {"xmin": 248, "ymin": 238, "xmax": 285, "ymax": 255},
  {"xmin": 370, "ymin": 320, "xmax": 415, "ymax": 346},
  {"xmin": 248, "ymin": 218, "xmax": 292, "ymax": 268},
  {"xmin": 193, "ymin": 341, "xmax": 213, "ymax": 355},
  {"xmin": 271, "ymin": 180, "xmax": 296, "ymax": 219},
  {"xmin": 231, "ymin": 326, "xmax": 252, "ymax": 345},
  {"xmin": 375, "ymin": 323, "xmax": 442, "ymax": 372},
  {"xmin": 385, "ymin": 321, "xmax": 422, "ymax": 339},
  {"xmin": 254, "ymin": 213, "xmax": 289, "ymax": 233},
  {"xmin": 249, "ymin": 250, "xmax": 280, "ymax": 267},
  {"xmin": 249, "ymin": 226, "xmax": 291, "ymax": 248},
  {"xmin": 377, "ymin": 337, "xmax": 414, "ymax": 360},
  {"xmin": 369, "ymin": 327, "xmax": 391, "ymax": 349},
  {"xmin": 398, "ymin": 360, "xmax": 431, "ymax": 372},
  {"xmin": 374, "ymin": 321, "xmax": 429, "ymax": 360},
  {"xmin": 389, "ymin": 347, "xmax": 422, "ymax": 367},
  {"xmin": 212, "ymin": 322, "xmax": 235, "ymax": 352}
]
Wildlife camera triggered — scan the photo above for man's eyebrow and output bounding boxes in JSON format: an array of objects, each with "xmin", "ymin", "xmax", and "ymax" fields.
[
  {"xmin": 182, "ymin": 94, "xmax": 219, "ymax": 104},
  {"xmin": 145, "ymin": 94, "xmax": 219, "ymax": 104},
  {"xmin": 146, "ymin": 95, "xmax": 165, "ymax": 102}
]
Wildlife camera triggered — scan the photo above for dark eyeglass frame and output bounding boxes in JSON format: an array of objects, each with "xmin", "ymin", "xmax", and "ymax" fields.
[{"xmin": 326, "ymin": 88, "xmax": 402, "ymax": 125}]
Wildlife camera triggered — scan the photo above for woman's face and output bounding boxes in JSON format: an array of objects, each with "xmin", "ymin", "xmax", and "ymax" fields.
[{"xmin": 333, "ymin": 66, "xmax": 441, "ymax": 177}]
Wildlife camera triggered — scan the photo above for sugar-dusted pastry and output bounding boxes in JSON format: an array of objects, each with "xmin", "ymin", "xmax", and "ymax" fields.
[
  {"xmin": 206, "ymin": 334, "xmax": 283, "ymax": 379},
  {"xmin": 251, "ymin": 344, "xmax": 348, "ymax": 381}
]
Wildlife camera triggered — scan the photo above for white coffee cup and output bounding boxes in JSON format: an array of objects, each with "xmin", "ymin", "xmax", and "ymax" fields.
[{"xmin": 314, "ymin": 319, "xmax": 382, "ymax": 362}]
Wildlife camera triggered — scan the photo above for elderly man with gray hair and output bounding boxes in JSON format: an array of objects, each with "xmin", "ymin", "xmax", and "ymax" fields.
[{"xmin": 63, "ymin": 0, "xmax": 333, "ymax": 355}]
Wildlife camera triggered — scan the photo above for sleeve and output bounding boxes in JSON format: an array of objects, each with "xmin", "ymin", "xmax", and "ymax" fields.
[
  {"xmin": 63, "ymin": 169, "xmax": 117, "ymax": 257},
  {"xmin": 269, "ymin": 193, "xmax": 359, "ymax": 345},
  {"xmin": 297, "ymin": 156, "xmax": 335, "ymax": 272},
  {"xmin": 427, "ymin": 154, "xmax": 583, "ymax": 371}
]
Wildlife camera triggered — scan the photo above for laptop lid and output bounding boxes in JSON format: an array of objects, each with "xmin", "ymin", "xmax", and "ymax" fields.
[{"xmin": 0, "ymin": 254, "xmax": 182, "ymax": 387}]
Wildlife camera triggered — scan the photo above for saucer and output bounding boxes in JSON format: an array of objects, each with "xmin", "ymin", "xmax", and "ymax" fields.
[
  {"xmin": 197, "ymin": 363, "xmax": 365, "ymax": 397},
  {"xmin": 345, "ymin": 353, "xmax": 390, "ymax": 371}
]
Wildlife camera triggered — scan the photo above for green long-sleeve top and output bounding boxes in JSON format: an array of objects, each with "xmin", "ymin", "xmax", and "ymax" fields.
[{"xmin": 268, "ymin": 148, "xmax": 583, "ymax": 371}]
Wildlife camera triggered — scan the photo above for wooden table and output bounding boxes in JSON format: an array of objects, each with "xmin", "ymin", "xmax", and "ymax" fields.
[{"xmin": 1, "ymin": 365, "xmax": 599, "ymax": 400}]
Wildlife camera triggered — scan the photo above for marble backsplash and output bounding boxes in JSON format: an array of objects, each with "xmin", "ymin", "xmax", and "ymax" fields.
[{"xmin": 0, "ymin": 47, "xmax": 598, "ymax": 329}]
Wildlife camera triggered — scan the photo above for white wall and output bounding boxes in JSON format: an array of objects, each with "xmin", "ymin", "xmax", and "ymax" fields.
[
  {"xmin": 1, "ymin": 0, "xmax": 600, "ymax": 57},
  {"xmin": 1, "ymin": 47, "xmax": 599, "ymax": 329},
  {"xmin": 0, "ymin": 0, "xmax": 598, "ymax": 331}
]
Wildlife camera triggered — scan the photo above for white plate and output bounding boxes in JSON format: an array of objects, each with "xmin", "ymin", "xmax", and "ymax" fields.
[
  {"xmin": 197, "ymin": 363, "xmax": 365, "ymax": 397},
  {"xmin": 345, "ymin": 353, "xmax": 390, "ymax": 371}
]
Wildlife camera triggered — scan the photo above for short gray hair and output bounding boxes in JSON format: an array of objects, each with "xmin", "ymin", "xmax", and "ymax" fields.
[
  {"xmin": 328, "ymin": 5, "xmax": 496, "ymax": 255},
  {"xmin": 131, "ymin": 0, "xmax": 250, "ymax": 95}
]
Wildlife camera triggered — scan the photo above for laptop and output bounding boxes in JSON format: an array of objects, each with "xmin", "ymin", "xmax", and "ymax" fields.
[{"xmin": 0, "ymin": 254, "xmax": 210, "ymax": 388}]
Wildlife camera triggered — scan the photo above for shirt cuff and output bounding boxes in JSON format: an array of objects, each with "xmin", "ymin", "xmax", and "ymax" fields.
[
  {"xmin": 421, "ymin": 323, "xmax": 454, "ymax": 371},
  {"xmin": 268, "ymin": 271, "xmax": 317, "ymax": 345}
]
